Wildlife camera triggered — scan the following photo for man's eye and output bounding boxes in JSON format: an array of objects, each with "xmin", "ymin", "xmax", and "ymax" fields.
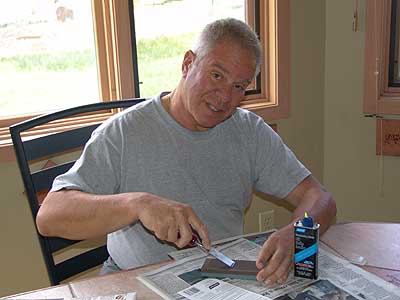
[
  {"xmin": 234, "ymin": 84, "xmax": 245, "ymax": 92},
  {"xmin": 211, "ymin": 72, "xmax": 221, "ymax": 80}
]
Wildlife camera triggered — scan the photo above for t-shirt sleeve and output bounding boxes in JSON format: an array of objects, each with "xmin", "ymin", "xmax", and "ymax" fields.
[
  {"xmin": 51, "ymin": 129, "xmax": 122, "ymax": 195},
  {"xmin": 253, "ymin": 119, "xmax": 311, "ymax": 199}
]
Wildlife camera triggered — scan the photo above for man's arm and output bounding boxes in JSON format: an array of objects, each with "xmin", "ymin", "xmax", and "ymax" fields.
[
  {"xmin": 255, "ymin": 175, "xmax": 337, "ymax": 286},
  {"xmin": 37, "ymin": 190, "xmax": 211, "ymax": 249}
]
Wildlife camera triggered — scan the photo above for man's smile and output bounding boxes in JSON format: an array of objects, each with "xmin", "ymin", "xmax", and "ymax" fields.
[{"xmin": 207, "ymin": 103, "xmax": 222, "ymax": 112}]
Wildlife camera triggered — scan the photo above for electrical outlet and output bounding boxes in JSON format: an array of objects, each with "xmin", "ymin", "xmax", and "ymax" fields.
[{"xmin": 259, "ymin": 210, "xmax": 274, "ymax": 232}]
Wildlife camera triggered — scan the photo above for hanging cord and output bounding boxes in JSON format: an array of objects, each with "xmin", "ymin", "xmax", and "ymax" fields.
[
  {"xmin": 374, "ymin": 0, "xmax": 385, "ymax": 197},
  {"xmin": 364, "ymin": 1, "xmax": 385, "ymax": 197},
  {"xmin": 353, "ymin": 0, "xmax": 359, "ymax": 32}
]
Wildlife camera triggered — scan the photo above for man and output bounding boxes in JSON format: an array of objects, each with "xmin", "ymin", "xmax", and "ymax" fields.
[{"xmin": 37, "ymin": 18, "xmax": 336, "ymax": 286}]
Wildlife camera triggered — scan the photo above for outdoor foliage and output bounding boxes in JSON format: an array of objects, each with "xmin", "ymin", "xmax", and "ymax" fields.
[
  {"xmin": 0, "ymin": 49, "xmax": 95, "ymax": 72},
  {"xmin": 0, "ymin": 32, "xmax": 195, "ymax": 114}
]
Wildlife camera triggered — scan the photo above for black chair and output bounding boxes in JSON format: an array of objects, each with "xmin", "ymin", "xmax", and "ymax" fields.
[{"xmin": 9, "ymin": 98, "xmax": 146, "ymax": 285}]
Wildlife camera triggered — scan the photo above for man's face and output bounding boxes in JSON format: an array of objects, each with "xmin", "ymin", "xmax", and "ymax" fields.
[{"xmin": 177, "ymin": 40, "xmax": 256, "ymax": 131}]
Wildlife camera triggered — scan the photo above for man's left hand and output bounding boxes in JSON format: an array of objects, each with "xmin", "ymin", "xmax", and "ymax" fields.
[{"xmin": 255, "ymin": 225, "xmax": 294, "ymax": 286}]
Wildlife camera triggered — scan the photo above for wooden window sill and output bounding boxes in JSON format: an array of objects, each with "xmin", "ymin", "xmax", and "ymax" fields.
[
  {"xmin": 0, "ymin": 101, "xmax": 284, "ymax": 162},
  {"xmin": 0, "ymin": 111, "xmax": 114, "ymax": 162}
]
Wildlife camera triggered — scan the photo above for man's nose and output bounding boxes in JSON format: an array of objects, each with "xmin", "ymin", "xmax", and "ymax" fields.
[{"xmin": 219, "ymin": 84, "xmax": 233, "ymax": 103}]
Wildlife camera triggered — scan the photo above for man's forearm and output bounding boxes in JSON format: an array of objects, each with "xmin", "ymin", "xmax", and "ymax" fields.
[
  {"xmin": 291, "ymin": 186, "xmax": 336, "ymax": 234},
  {"xmin": 284, "ymin": 176, "xmax": 337, "ymax": 235},
  {"xmin": 37, "ymin": 190, "xmax": 144, "ymax": 240}
]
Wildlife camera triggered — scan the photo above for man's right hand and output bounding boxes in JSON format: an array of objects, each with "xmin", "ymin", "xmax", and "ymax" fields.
[
  {"xmin": 136, "ymin": 193, "xmax": 211, "ymax": 249},
  {"xmin": 38, "ymin": 190, "xmax": 211, "ymax": 247}
]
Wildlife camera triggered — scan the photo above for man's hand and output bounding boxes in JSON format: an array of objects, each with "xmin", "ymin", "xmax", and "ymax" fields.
[
  {"xmin": 254, "ymin": 175, "xmax": 336, "ymax": 287},
  {"xmin": 136, "ymin": 193, "xmax": 211, "ymax": 249},
  {"xmin": 256, "ymin": 225, "xmax": 294, "ymax": 286}
]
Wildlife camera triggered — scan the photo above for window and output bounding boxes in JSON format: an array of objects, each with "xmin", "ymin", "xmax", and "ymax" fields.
[
  {"xmin": 364, "ymin": 0, "xmax": 400, "ymax": 115},
  {"xmin": 241, "ymin": 0, "xmax": 290, "ymax": 121},
  {"xmin": 0, "ymin": 0, "xmax": 289, "ymax": 159},
  {"xmin": 0, "ymin": 1, "xmax": 99, "ymax": 117},
  {"xmin": 0, "ymin": 0, "xmax": 135, "ymax": 158},
  {"xmin": 388, "ymin": 0, "xmax": 400, "ymax": 87},
  {"xmin": 131, "ymin": 0, "xmax": 289, "ymax": 120},
  {"xmin": 0, "ymin": 0, "xmax": 135, "ymax": 113},
  {"xmin": 133, "ymin": 0, "xmax": 248, "ymax": 98}
]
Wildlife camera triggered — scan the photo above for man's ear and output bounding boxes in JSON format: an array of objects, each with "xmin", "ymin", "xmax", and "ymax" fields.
[{"xmin": 182, "ymin": 50, "xmax": 196, "ymax": 77}]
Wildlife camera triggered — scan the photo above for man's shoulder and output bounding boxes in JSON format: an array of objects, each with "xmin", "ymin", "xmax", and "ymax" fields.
[
  {"xmin": 98, "ymin": 97, "xmax": 158, "ymax": 130},
  {"xmin": 108, "ymin": 98, "xmax": 157, "ymax": 122},
  {"xmin": 234, "ymin": 107, "xmax": 262, "ymax": 122},
  {"xmin": 115, "ymin": 97, "xmax": 157, "ymax": 119},
  {"xmin": 231, "ymin": 107, "xmax": 272, "ymax": 132}
]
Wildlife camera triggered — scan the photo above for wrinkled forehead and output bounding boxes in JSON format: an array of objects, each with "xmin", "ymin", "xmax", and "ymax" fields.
[
  {"xmin": 204, "ymin": 41, "xmax": 257, "ymax": 78},
  {"xmin": 198, "ymin": 38, "xmax": 258, "ymax": 70}
]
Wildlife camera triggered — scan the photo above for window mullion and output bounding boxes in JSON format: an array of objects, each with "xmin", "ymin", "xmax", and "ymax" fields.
[
  {"xmin": 110, "ymin": 0, "xmax": 136, "ymax": 100},
  {"xmin": 92, "ymin": 0, "xmax": 113, "ymax": 101},
  {"xmin": 364, "ymin": 0, "xmax": 400, "ymax": 115}
]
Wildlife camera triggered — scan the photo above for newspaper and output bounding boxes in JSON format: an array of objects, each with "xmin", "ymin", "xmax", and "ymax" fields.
[
  {"xmin": 67, "ymin": 293, "xmax": 136, "ymax": 300},
  {"xmin": 167, "ymin": 230, "xmax": 276, "ymax": 261},
  {"xmin": 317, "ymin": 251, "xmax": 400, "ymax": 300},
  {"xmin": 137, "ymin": 231, "xmax": 309, "ymax": 300},
  {"xmin": 137, "ymin": 231, "xmax": 400, "ymax": 300},
  {"xmin": 178, "ymin": 279, "xmax": 269, "ymax": 300},
  {"xmin": 4, "ymin": 292, "xmax": 137, "ymax": 300}
]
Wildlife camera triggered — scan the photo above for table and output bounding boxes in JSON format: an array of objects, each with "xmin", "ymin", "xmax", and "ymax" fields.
[
  {"xmin": 320, "ymin": 222, "xmax": 400, "ymax": 287},
  {"xmin": 7, "ymin": 222, "xmax": 400, "ymax": 299}
]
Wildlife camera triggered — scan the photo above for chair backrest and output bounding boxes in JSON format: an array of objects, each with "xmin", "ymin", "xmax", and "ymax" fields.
[{"xmin": 9, "ymin": 98, "xmax": 147, "ymax": 285}]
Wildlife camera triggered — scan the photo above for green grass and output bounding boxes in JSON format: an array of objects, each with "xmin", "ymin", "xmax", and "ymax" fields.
[
  {"xmin": 0, "ymin": 32, "xmax": 195, "ymax": 72},
  {"xmin": 136, "ymin": 32, "xmax": 195, "ymax": 96},
  {"xmin": 0, "ymin": 49, "xmax": 96, "ymax": 72},
  {"xmin": 0, "ymin": 32, "xmax": 196, "ymax": 115},
  {"xmin": 138, "ymin": 55, "xmax": 183, "ymax": 97},
  {"xmin": 137, "ymin": 32, "xmax": 195, "ymax": 62}
]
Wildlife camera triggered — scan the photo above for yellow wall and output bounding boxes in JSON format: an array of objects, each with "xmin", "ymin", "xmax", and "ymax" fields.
[
  {"xmin": 245, "ymin": 0, "xmax": 326, "ymax": 233},
  {"xmin": 323, "ymin": 0, "xmax": 400, "ymax": 223},
  {"xmin": 0, "ymin": 160, "xmax": 50, "ymax": 296},
  {"xmin": 1, "ymin": 0, "xmax": 399, "ymax": 297}
]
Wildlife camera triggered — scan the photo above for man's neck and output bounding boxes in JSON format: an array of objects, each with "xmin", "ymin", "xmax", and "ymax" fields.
[{"xmin": 161, "ymin": 93, "xmax": 172, "ymax": 114}]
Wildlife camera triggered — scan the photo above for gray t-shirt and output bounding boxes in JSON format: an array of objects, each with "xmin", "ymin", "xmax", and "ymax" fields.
[{"xmin": 51, "ymin": 93, "xmax": 310, "ymax": 270}]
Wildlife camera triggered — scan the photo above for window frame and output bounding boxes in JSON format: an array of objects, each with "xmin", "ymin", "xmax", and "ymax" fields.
[
  {"xmin": 0, "ymin": 0, "xmax": 289, "ymax": 160},
  {"xmin": 0, "ymin": 0, "xmax": 136, "ymax": 159},
  {"xmin": 364, "ymin": 0, "xmax": 400, "ymax": 115},
  {"xmin": 242, "ymin": 0, "xmax": 290, "ymax": 121}
]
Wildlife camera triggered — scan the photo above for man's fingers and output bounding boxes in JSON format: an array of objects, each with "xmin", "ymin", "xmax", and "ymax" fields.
[
  {"xmin": 166, "ymin": 222, "xmax": 179, "ymax": 243},
  {"xmin": 256, "ymin": 229, "xmax": 293, "ymax": 284},
  {"xmin": 256, "ymin": 238, "xmax": 276, "ymax": 270},
  {"xmin": 175, "ymin": 215, "xmax": 193, "ymax": 248},
  {"xmin": 258, "ymin": 251, "xmax": 290, "ymax": 286},
  {"xmin": 277, "ymin": 272, "xmax": 289, "ymax": 284},
  {"xmin": 137, "ymin": 194, "xmax": 208, "ymax": 249},
  {"xmin": 257, "ymin": 249, "xmax": 281, "ymax": 281},
  {"xmin": 154, "ymin": 224, "xmax": 168, "ymax": 241},
  {"xmin": 269, "ymin": 254, "xmax": 292, "ymax": 284},
  {"xmin": 188, "ymin": 212, "xmax": 210, "ymax": 249}
]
